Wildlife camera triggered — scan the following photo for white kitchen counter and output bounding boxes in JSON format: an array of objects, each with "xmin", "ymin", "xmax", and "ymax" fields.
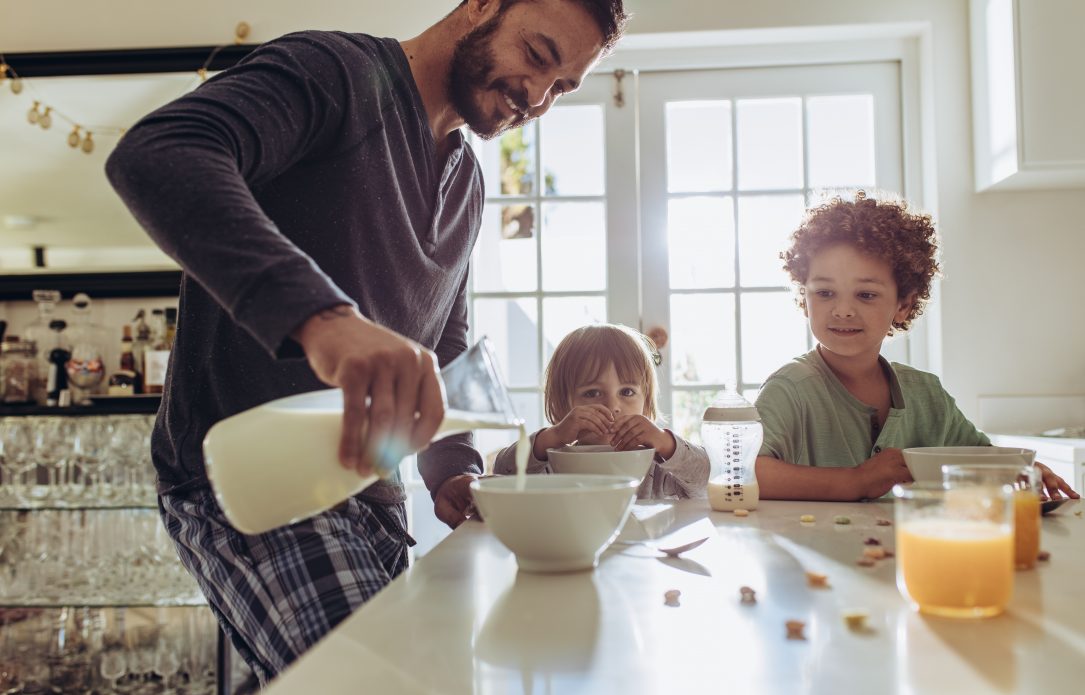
[{"xmin": 263, "ymin": 498, "xmax": 1085, "ymax": 694}]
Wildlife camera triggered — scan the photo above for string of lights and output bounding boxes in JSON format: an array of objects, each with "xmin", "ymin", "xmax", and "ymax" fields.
[{"xmin": 0, "ymin": 22, "xmax": 251, "ymax": 155}]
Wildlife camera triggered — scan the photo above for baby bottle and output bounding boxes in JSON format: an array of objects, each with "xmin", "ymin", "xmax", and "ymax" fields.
[{"xmin": 702, "ymin": 390, "xmax": 762, "ymax": 512}]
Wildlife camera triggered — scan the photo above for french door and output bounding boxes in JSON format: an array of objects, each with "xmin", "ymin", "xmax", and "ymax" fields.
[{"xmin": 466, "ymin": 60, "xmax": 904, "ymax": 451}]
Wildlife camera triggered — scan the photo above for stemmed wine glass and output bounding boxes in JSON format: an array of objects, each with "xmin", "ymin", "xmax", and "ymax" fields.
[
  {"xmin": 72, "ymin": 417, "xmax": 111, "ymax": 504},
  {"xmin": 0, "ymin": 418, "xmax": 37, "ymax": 506}
]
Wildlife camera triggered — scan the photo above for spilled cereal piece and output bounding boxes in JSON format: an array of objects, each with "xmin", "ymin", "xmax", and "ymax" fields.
[
  {"xmin": 882, "ymin": 549, "xmax": 895, "ymax": 558},
  {"xmin": 875, "ymin": 518, "xmax": 893, "ymax": 526},
  {"xmin": 805, "ymin": 571, "xmax": 829, "ymax": 588},
  {"xmin": 800, "ymin": 514, "xmax": 816, "ymax": 523},
  {"xmin": 1037, "ymin": 550, "xmax": 1051, "ymax": 562},
  {"xmin": 842, "ymin": 610, "xmax": 869, "ymax": 631},
  {"xmin": 856, "ymin": 557, "xmax": 876, "ymax": 567},
  {"xmin": 739, "ymin": 586, "xmax": 757, "ymax": 604},
  {"xmin": 785, "ymin": 620, "xmax": 806, "ymax": 640},
  {"xmin": 862, "ymin": 546, "xmax": 887, "ymax": 560},
  {"xmin": 664, "ymin": 589, "xmax": 681, "ymax": 607},
  {"xmin": 733, "ymin": 508, "xmax": 749, "ymax": 517},
  {"xmin": 1075, "ymin": 510, "xmax": 1082, "ymax": 517},
  {"xmin": 863, "ymin": 537, "xmax": 881, "ymax": 546},
  {"xmin": 833, "ymin": 515, "xmax": 851, "ymax": 525}
]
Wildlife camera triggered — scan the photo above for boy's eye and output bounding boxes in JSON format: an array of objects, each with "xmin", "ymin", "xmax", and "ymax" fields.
[
  {"xmin": 858, "ymin": 292, "xmax": 878, "ymax": 300},
  {"xmin": 813, "ymin": 289, "xmax": 832, "ymax": 298}
]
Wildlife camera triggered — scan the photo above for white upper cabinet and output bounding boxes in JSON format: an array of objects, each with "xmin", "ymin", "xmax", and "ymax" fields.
[{"xmin": 970, "ymin": 0, "xmax": 1085, "ymax": 190}]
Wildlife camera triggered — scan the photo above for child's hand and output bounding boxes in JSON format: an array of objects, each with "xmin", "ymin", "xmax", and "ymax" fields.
[
  {"xmin": 855, "ymin": 447, "xmax": 913, "ymax": 499},
  {"xmin": 552, "ymin": 404, "xmax": 615, "ymax": 446},
  {"xmin": 610, "ymin": 414, "xmax": 676, "ymax": 459},
  {"xmin": 1035, "ymin": 462, "xmax": 1080, "ymax": 500}
]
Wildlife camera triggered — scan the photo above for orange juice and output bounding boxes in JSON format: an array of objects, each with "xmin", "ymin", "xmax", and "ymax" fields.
[
  {"xmin": 1014, "ymin": 491, "xmax": 1040, "ymax": 570},
  {"xmin": 897, "ymin": 518, "xmax": 1014, "ymax": 618}
]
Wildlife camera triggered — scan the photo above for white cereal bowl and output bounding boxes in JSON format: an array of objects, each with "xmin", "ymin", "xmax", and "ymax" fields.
[
  {"xmin": 901, "ymin": 446, "xmax": 1036, "ymax": 483},
  {"xmin": 546, "ymin": 445, "xmax": 655, "ymax": 483},
  {"xmin": 470, "ymin": 474, "xmax": 639, "ymax": 573}
]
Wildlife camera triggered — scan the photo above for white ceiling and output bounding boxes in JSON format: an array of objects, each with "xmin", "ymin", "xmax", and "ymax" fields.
[{"xmin": 0, "ymin": 71, "xmax": 206, "ymax": 260}]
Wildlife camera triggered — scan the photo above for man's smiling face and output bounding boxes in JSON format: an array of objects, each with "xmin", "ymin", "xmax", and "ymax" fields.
[{"xmin": 449, "ymin": 0, "xmax": 605, "ymax": 139}]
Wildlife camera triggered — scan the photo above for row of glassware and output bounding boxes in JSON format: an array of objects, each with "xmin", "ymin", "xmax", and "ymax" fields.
[
  {"xmin": 0, "ymin": 509, "xmax": 202, "ymax": 606},
  {"xmin": 0, "ymin": 606, "xmax": 229, "ymax": 695},
  {"xmin": 0, "ymin": 414, "xmax": 157, "ymax": 508}
]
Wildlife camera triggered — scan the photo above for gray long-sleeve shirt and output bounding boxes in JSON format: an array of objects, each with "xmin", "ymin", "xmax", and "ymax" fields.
[
  {"xmin": 493, "ymin": 430, "xmax": 710, "ymax": 500},
  {"xmin": 105, "ymin": 31, "xmax": 484, "ymax": 502}
]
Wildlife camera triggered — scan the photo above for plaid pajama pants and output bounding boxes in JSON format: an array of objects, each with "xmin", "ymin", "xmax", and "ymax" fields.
[{"xmin": 160, "ymin": 488, "xmax": 413, "ymax": 685}]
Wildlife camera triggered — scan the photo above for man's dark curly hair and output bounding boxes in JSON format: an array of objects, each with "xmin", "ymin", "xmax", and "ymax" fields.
[
  {"xmin": 781, "ymin": 191, "xmax": 940, "ymax": 334},
  {"xmin": 456, "ymin": 0, "xmax": 629, "ymax": 53}
]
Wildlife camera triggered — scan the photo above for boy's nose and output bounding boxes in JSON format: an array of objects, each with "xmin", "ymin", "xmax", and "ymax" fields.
[{"xmin": 832, "ymin": 302, "xmax": 856, "ymax": 318}]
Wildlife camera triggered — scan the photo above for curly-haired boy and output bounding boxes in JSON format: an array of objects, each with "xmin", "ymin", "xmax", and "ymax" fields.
[{"xmin": 754, "ymin": 191, "xmax": 1076, "ymax": 501}]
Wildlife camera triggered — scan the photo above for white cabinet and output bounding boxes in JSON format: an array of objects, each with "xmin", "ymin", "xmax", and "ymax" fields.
[{"xmin": 970, "ymin": 0, "xmax": 1085, "ymax": 190}]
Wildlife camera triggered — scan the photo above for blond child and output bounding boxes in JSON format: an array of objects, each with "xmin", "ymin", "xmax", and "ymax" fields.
[
  {"xmin": 494, "ymin": 324, "xmax": 708, "ymax": 499},
  {"xmin": 755, "ymin": 191, "xmax": 1077, "ymax": 501}
]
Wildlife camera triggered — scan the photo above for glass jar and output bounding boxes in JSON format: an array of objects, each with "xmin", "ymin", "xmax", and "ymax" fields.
[{"xmin": 1, "ymin": 338, "xmax": 39, "ymax": 403}]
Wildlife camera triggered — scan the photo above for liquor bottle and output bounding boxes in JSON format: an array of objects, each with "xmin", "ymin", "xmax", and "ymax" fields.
[
  {"xmin": 131, "ymin": 309, "xmax": 152, "ymax": 377},
  {"xmin": 144, "ymin": 308, "xmax": 174, "ymax": 395},
  {"xmin": 107, "ymin": 325, "xmax": 142, "ymax": 396}
]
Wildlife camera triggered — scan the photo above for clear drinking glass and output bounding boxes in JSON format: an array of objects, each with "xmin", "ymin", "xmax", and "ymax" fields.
[
  {"xmin": 943, "ymin": 463, "xmax": 1041, "ymax": 570},
  {"xmin": 893, "ymin": 481, "xmax": 1015, "ymax": 618}
]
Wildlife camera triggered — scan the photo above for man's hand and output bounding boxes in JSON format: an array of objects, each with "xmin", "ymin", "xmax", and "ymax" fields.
[
  {"xmin": 434, "ymin": 473, "xmax": 480, "ymax": 528},
  {"xmin": 292, "ymin": 304, "xmax": 445, "ymax": 477},
  {"xmin": 854, "ymin": 447, "xmax": 913, "ymax": 499}
]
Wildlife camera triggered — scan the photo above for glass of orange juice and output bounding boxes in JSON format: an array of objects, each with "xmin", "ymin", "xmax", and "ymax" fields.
[
  {"xmin": 893, "ymin": 482, "xmax": 1015, "ymax": 618},
  {"xmin": 942, "ymin": 463, "xmax": 1041, "ymax": 570}
]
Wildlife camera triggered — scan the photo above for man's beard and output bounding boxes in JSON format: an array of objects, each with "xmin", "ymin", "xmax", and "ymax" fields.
[{"xmin": 449, "ymin": 13, "xmax": 530, "ymax": 140}]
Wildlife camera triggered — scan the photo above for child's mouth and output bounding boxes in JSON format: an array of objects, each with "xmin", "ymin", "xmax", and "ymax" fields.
[{"xmin": 829, "ymin": 327, "xmax": 862, "ymax": 336}]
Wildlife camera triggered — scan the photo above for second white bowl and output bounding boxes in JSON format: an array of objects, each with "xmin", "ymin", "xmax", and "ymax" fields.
[
  {"xmin": 546, "ymin": 444, "xmax": 654, "ymax": 482},
  {"xmin": 901, "ymin": 446, "xmax": 1036, "ymax": 483}
]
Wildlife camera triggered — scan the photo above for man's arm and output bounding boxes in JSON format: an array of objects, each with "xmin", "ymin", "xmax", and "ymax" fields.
[
  {"xmin": 105, "ymin": 34, "xmax": 363, "ymax": 357},
  {"xmin": 417, "ymin": 270, "xmax": 484, "ymax": 528}
]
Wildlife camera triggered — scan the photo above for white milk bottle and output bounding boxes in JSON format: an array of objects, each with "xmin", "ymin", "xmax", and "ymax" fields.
[
  {"xmin": 203, "ymin": 339, "xmax": 526, "ymax": 535},
  {"xmin": 702, "ymin": 390, "xmax": 762, "ymax": 512}
]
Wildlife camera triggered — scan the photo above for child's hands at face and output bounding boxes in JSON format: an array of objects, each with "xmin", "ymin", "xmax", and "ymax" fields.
[
  {"xmin": 855, "ymin": 447, "xmax": 913, "ymax": 499},
  {"xmin": 553, "ymin": 404, "xmax": 615, "ymax": 446},
  {"xmin": 609, "ymin": 414, "xmax": 676, "ymax": 459}
]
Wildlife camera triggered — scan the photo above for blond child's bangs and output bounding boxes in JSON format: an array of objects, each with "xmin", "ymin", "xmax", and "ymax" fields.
[{"xmin": 544, "ymin": 325, "xmax": 659, "ymax": 424}]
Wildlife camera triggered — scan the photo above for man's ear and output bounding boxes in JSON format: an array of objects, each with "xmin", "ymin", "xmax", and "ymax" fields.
[{"xmin": 465, "ymin": 0, "xmax": 502, "ymax": 24}]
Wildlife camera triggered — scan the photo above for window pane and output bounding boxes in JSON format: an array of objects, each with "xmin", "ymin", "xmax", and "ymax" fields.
[
  {"xmin": 472, "ymin": 298, "xmax": 539, "ymax": 388},
  {"xmin": 737, "ymin": 194, "xmax": 805, "ymax": 287},
  {"xmin": 807, "ymin": 95, "xmax": 876, "ymax": 189},
  {"xmin": 737, "ymin": 98, "xmax": 803, "ymax": 191},
  {"xmin": 668, "ymin": 196, "xmax": 735, "ymax": 289},
  {"xmin": 670, "ymin": 293, "xmax": 736, "ymax": 386},
  {"xmin": 541, "ymin": 105, "xmax": 604, "ymax": 196},
  {"xmin": 740, "ymin": 292, "xmax": 808, "ymax": 384},
  {"xmin": 541, "ymin": 202, "xmax": 606, "ymax": 291},
  {"xmin": 542, "ymin": 296, "xmax": 607, "ymax": 364},
  {"xmin": 472, "ymin": 125, "xmax": 537, "ymax": 196},
  {"xmin": 666, "ymin": 101, "xmax": 733, "ymax": 193},
  {"xmin": 472, "ymin": 204, "xmax": 538, "ymax": 292},
  {"xmin": 671, "ymin": 389, "xmax": 721, "ymax": 445}
]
